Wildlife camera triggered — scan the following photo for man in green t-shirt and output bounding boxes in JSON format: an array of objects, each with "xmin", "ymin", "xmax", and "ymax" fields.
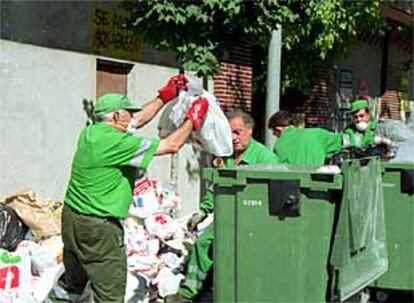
[
  {"xmin": 62, "ymin": 74, "xmax": 209, "ymax": 302},
  {"xmin": 173, "ymin": 110, "xmax": 278, "ymax": 302},
  {"xmin": 268, "ymin": 110, "xmax": 380, "ymax": 165},
  {"xmin": 343, "ymin": 99, "xmax": 391, "ymax": 147},
  {"xmin": 268, "ymin": 108, "xmax": 394, "ymax": 166}
]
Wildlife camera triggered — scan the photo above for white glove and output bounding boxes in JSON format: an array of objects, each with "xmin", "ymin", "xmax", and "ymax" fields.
[{"xmin": 374, "ymin": 136, "xmax": 393, "ymax": 146}]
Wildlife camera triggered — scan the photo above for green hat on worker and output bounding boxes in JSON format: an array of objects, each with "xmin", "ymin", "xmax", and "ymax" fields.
[
  {"xmin": 94, "ymin": 93, "xmax": 141, "ymax": 116},
  {"xmin": 350, "ymin": 99, "xmax": 369, "ymax": 113}
]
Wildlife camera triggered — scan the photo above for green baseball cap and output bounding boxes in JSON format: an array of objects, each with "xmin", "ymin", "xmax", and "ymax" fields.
[
  {"xmin": 350, "ymin": 99, "xmax": 369, "ymax": 113},
  {"xmin": 94, "ymin": 93, "xmax": 141, "ymax": 116}
]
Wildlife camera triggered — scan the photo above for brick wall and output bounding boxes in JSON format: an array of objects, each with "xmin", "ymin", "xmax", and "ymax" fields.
[
  {"xmin": 302, "ymin": 66, "xmax": 332, "ymax": 127},
  {"xmin": 283, "ymin": 65, "xmax": 333, "ymax": 128},
  {"xmin": 214, "ymin": 41, "xmax": 253, "ymax": 112},
  {"xmin": 380, "ymin": 90, "xmax": 401, "ymax": 119}
]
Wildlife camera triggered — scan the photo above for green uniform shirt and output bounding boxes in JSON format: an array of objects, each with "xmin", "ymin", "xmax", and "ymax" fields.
[
  {"xmin": 273, "ymin": 127, "xmax": 343, "ymax": 166},
  {"xmin": 64, "ymin": 123, "xmax": 160, "ymax": 218},
  {"xmin": 200, "ymin": 139, "xmax": 278, "ymax": 213},
  {"xmin": 343, "ymin": 120, "xmax": 377, "ymax": 149}
]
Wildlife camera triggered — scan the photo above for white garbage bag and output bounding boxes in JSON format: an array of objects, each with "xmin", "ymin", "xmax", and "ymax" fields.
[
  {"xmin": 158, "ymin": 78, "xmax": 233, "ymax": 157},
  {"xmin": 144, "ymin": 213, "xmax": 180, "ymax": 240},
  {"xmin": 0, "ymin": 244, "xmax": 32, "ymax": 303},
  {"xmin": 30, "ymin": 236, "xmax": 63, "ymax": 275},
  {"xmin": 152, "ymin": 267, "xmax": 184, "ymax": 298}
]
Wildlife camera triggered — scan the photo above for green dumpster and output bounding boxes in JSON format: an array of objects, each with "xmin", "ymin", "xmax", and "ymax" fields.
[
  {"xmin": 207, "ymin": 158, "xmax": 387, "ymax": 302},
  {"xmin": 370, "ymin": 161, "xmax": 414, "ymax": 291}
]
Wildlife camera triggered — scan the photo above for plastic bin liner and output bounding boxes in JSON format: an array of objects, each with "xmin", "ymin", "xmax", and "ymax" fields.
[
  {"xmin": 330, "ymin": 158, "xmax": 387, "ymax": 301},
  {"xmin": 0, "ymin": 205, "xmax": 28, "ymax": 251},
  {"xmin": 391, "ymin": 139, "xmax": 414, "ymax": 163},
  {"xmin": 377, "ymin": 119, "xmax": 414, "ymax": 142}
]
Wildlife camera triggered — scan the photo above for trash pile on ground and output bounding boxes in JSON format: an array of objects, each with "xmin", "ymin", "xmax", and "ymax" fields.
[
  {"xmin": 123, "ymin": 178, "xmax": 195, "ymax": 302},
  {"xmin": 0, "ymin": 189, "xmax": 64, "ymax": 303},
  {"xmin": 0, "ymin": 182, "xmax": 197, "ymax": 303}
]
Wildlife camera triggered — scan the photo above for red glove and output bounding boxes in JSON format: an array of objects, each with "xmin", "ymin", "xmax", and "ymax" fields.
[
  {"xmin": 186, "ymin": 97, "xmax": 209, "ymax": 130},
  {"xmin": 158, "ymin": 74, "xmax": 188, "ymax": 103}
]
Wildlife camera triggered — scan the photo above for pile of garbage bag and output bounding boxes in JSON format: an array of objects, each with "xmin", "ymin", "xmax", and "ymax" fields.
[
  {"xmin": 0, "ymin": 182, "xmax": 198, "ymax": 303},
  {"xmin": 123, "ymin": 178, "xmax": 196, "ymax": 302},
  {"xmin": 0, "ymin": 189, "xmax": 64, "ymax": 303}
]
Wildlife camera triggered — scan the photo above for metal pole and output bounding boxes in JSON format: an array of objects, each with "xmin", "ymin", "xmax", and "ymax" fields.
[{"xmin": 265, "ymin": 26, "xmax": 282, "ymax": 148}]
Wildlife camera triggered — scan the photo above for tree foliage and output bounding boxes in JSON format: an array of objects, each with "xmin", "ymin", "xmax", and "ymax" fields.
[{"xmin": 124, "ymin": 0, "xmax": 386, "ymax": 91}]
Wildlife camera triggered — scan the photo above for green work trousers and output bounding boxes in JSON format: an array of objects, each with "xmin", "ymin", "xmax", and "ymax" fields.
[
  {"xmin": 179, "ymin": 223, "xmax": 214, "ymax": 299},
  {"xmin": 61, "ymin": 205, "xmax": 126, "ymax": 303}
]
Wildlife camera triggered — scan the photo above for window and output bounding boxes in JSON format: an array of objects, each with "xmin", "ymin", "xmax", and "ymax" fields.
[{"xmin": 96, "ymin": 59, "xmax": 133, "ymax": 98}]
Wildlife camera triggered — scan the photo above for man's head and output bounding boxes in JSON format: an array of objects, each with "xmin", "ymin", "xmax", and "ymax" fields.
[
  {"xmin": 94, "ymin": 93, "xmax": 141, "ymax": 132},
  {"xmin": 350, "ymin": 100, "xmax": 370, "ymax": 132},
  {"xmin": 226, "ymin": 110, "xmax": 254, "ymax": 155},
  {"xmin": 268, "ymin": 110, "xmax": 293, "ymax": 138}
]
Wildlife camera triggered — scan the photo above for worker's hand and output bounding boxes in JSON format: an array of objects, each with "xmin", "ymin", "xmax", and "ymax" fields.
[
  {"xmin": 185, "ymin": 97, "xmax": 209, "ymax": 130},
  {"xmin": 187, "ymin": 210, "xmax": 207, "ymax": 232},
  {"xmin": 374, "ymin": 136, "xmax": 393, "ymax": 146},
  {"xmin": 158, "ymin": 74, "xmax": 188, "ymax": 103}
]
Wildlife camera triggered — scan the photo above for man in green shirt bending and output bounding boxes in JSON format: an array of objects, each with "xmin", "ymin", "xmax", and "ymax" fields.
[
  {"xmin": 62, "ymin": 74, "xmax": 209, "ymax": 302},
  {"xmin": 174, "ymin": 110, "xmax": 279, "ymax": 302},
  {"xmin": 268, "ymin": 109, "xmax": 387, "ymax": 166}
]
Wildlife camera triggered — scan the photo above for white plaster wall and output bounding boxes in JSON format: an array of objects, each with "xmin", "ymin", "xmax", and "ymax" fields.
[{"xmin": 0, "ymin": 39, "xmax": 96, "ymax": 200}]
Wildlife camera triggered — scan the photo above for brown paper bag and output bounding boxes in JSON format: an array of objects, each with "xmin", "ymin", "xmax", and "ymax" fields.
[{"xmin": 0, "ymin": 189, "xmax": 63, "ymax": 239}]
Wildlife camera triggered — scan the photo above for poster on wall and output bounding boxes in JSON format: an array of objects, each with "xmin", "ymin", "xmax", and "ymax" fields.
[{"xmin": 91, "ymin": 5, "xmax": 143, "ymax": 62}]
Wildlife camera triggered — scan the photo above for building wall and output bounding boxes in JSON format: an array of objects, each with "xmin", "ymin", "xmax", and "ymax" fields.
[
  {"xmin": 338, "ymin": 41, "xmax": 383, "ymax": 98},
  {"xmin": 0, "ymin": 0, "xmax": 177, "ymax": 67},
  {"xmin": 0, "ymin": 39, "xmax": 201, "ymax": 215},
  {"xmin": 214, "ymin": 41, "xmax": 253, "ymax": 113},
  {"xmin": 380, "ymin": 30, "xmax": 412, "ymax": 119},
  {"xmin": 0, "ymin": 40, "xmax": 95, "ymax": 199}
]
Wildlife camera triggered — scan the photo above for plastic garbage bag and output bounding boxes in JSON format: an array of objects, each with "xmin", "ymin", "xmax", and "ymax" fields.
[
  {"xmin": 159, "ymin": 253, "xmax": 182, "ymax": 270},
  {"xmin": 30, "ymin": 236, "xmax": 63, "ymax": 275},
  {"xmin": 0, "ymin": 205, "xmax": 28, "ymax": 251},
  {"xmin": 158, "ymin": 78, "xmax": 233, "ymax": 156},
  {"xmin": 32, "ymin": 263, "xmax": 64, "ymax": 303},
  {"xmin": 391, "ymin": 139, "xmax": 414, "ymax": 163},
  {"xmin": 130, "ymin": 178, "xmax": 181, "ymax": 218},
  {"xmin": 158, "ymin": 182, "xmax": 181, "ymax": 215},
  {"xmin": 125, "ymin": 271, "xmax": 150, "ymax": 303},
  {"xmin": 377, "ymin": 119, "xmax": 414, "ymax": 142},
  {"xmin": 127, "ymin": 254, "xmax": 160, "ymax": 279},
  {"xmin": 124, "ymin": 219, "xmax": 151, "ymax": 256},
  {"xmin": 406, "ymin": 117, "xmax": 414, "ymax": 133},
  {"xmin": 145, "ymin": 213, "xmax": 180, "ymax": 240},
  {"xmin": 131, "ymin": 179, "xmax": 160, "ymax": 219},
  {"xmin": 152, "ymin": 267, "xmax": 184, "ymax": 298},
  {"xmin": 0, "ymin": 189, "xmax": 63, "ymax": 239},
  {"xmin": 0, "ymin": 245, "xmax": 32, "ymax": 303}
]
